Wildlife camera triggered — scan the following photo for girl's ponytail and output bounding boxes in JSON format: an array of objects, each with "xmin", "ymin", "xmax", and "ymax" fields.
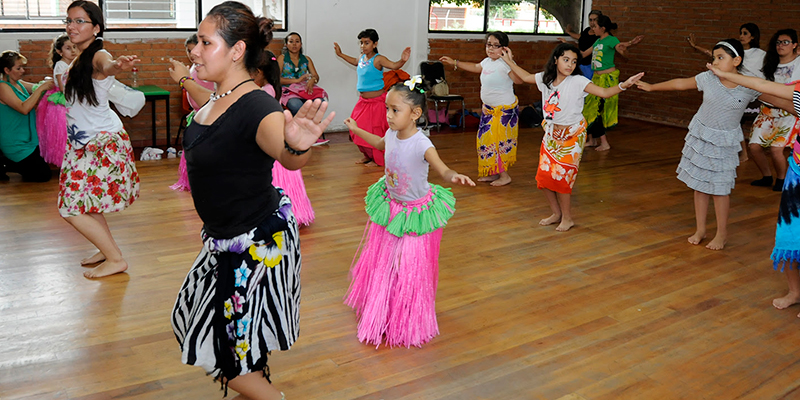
[{"xmin": 49, "ymin": 34, "xmax": 70, "ymax": 68}]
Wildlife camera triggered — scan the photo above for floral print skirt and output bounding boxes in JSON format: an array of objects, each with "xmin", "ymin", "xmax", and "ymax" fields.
[
  {"xmin": 750, "ymin": 104, "xmax": 799, "ymax": 148},
  {"xmin": 536, "ymin": 119, "xmax": 587, "ymax": 194},
  {"xmin": 171, "ymin": 194, "xmax": 301, "ymax": 382},
  {"xmin": 58, "ymin": 130, "xmax": 139, "ymax": 217},
  {"xmin": 477, "ymin": 98, "xmax": 519, "ymax": 177}
]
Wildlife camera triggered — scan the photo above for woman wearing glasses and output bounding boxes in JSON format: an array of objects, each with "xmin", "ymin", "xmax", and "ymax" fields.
[
  {"xmin": 59, "ymin": 0, "xmax": 140, "ymax": 279},
  {"xmin": 440, "ymin": 31, "xmax": 523, "ymax": 187},
  {"xmin": 748, "ymin": 29, "xmax": 800, "ymax": 191}
]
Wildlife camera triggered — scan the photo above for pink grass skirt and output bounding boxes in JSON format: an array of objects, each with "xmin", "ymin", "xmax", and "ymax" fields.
[
  {"xmin": 350, "ymin": 93, "xmax": 388, "ymax": 166},
  {"xmin": 170, "ymin": 152, "xmax": 191, "ymax": 192},
  {"xmin": 345, "ymin": 192, "xmax": 442, "ymax": 348},
  {"xmin": 272, "ymin": 161, "xmax": 314, "ymax": 226},
  {"xmin": 36, "ymin": 88, "xmax": 68, "ymax": 166}
]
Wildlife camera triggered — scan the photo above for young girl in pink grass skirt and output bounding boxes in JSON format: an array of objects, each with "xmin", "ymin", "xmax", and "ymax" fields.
[{"xmin": 37, "ymin": 34, "xmax": 78, "ymax": 165}]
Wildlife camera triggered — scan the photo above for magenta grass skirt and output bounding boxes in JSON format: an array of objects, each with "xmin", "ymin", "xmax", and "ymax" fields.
[
  {"xmin": 349, "ymin": 93, "xmax": 388, "ymax": 166},
  {"xmin": 272, "ymin": 161, "xmax": 314, "ymax": 226},
  {"xmin": 345, "ymin": 177, "xmax": 456, "ymax": 348},
  {"xmin": 170, "ymin": 152, "xmax": 191, "ymax": 192},
  {"xmin": 36, "ymin": 88, "xmax": 68, "ymax": 166}
]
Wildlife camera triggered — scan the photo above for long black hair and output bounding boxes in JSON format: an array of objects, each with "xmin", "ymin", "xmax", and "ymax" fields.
[
  {"xmin": 257, "ymin": 49, "xmax": 281, "ymax": 100},
  {"xmin": 542, "ymin": 43, "xmax": 582, "ymax": 88},
  {"xmin": 712, "ymin": 38, "xmax": 745, "ymax": 72},
  {"xmin": 206, "ymin": 1, "xmax": 274, "ymax": 75},
  {"xmin": 763, "ymin": 29, "xmax": 798, "ymax": 81},
  {"xmin": 48, "ymin": 34, "xmax": 71, "ymax": 68},
  {"xmin": 65, "ymin": 0, "xmax": 104, "ymax": 106},
  {"xmin": 740, "ymin": 23, "xmax": 761, "ymax": 49}
]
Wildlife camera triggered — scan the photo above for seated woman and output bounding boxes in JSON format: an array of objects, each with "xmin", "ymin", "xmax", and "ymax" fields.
[
  {"xmin": 279, "ymin": 32, "xmax": 329, "ymax": 145},
  {"xmin": 0, "ymin": 50, "xmax": 55, "ymax": 182}
]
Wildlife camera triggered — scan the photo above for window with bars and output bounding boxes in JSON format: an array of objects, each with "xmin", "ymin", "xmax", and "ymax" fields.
[{"xmin": 429, "ymin": 0, "xmax": 586, "ymax": 35}]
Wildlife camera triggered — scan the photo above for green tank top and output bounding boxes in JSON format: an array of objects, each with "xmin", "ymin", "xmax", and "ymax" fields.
[{"xmin": 0, "ymin": 80, "xmax": 38, "ymax": 162}]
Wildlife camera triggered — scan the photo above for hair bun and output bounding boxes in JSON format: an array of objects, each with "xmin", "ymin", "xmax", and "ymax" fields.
[{"xmin": 258, "ymin": 17, "xmax": 274, "ymax": 42}]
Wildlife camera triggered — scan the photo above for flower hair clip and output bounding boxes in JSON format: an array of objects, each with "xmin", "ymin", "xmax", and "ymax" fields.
[{"xmin": 404, "ymin": 75, "xmax": 425, "ymax": 93}]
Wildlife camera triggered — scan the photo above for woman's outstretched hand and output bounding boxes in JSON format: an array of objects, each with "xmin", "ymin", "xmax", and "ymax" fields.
[
  {"xmin": 167, "ymin": 58, "xmax": 191, "ymax": 84},
  {"xmin": 114, "ymin": 55, "xmax": 139, "ymax": 72},
  {"xmin": 284, "ymin": 99, "xmax": 335, "ymax": 151}
]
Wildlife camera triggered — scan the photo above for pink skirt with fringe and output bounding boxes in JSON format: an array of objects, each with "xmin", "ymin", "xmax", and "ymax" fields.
[
  {"xmin": 36, "ymin": 88, "xmax": 68, "ymax": 166},
  {"xmin": 170, "ymin": 152, "xmax": 191, "ymax": 192},
  {"xmin": 272, "ymin": 161, "xmax": 314, "ymax": 226}
]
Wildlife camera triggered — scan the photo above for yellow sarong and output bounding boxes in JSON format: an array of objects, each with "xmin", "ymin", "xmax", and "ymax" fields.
[
  {"xmin": 582, "ymin": 70, "xmax": 620, "ymax": 129},
  {"xmin": 477, "ymin": 98, "xmax": 519, "ymax": 177}
]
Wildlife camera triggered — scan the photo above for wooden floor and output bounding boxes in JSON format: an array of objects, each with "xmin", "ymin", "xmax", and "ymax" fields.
[{"xmin": 2, "ymin": 119, "xmax": 799, "ymax": 400}]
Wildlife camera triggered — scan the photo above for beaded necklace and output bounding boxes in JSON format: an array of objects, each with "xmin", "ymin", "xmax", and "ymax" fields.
[{"xmin": 209, "ymin": 79, "xmax": 254, "ymax": 102}]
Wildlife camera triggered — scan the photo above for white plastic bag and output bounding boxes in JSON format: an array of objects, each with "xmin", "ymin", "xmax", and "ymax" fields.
[{"xmin": 108, "ymin": 79, "xmax": 145, "ymax": 117}]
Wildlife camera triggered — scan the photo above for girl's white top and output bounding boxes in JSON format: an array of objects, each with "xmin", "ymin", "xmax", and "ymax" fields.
[
  {"xmin": 53, "ymin": 60, "xmax": 69, "ymax": 81},
  {"xmin": 384, "ymin": 128, "xmax": 435, "ymax": 202},
  {"xmin": 535, "ymin": 72, "xmax": 591, "ymax": 126},
  {"xmin": 480, "ymin": 58, "xmax": 515, "ymax": 106},
  {"xmin": 66, "ymin": 50, "xmax": 123, "ymax": 147},
  {"xmin": 741, "ymin": 47, "xmax": 766, "ymax": 79}
]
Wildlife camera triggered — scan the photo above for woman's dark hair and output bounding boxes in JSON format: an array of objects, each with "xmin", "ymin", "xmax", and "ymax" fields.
[
  {"xmin": 542, "ymin": 43, "xmax": 582, "ymax": 88},
  {"xmin": 358, "ymin": 28, "xmax": 379, "ymax": 53},
  {"xmin": 486, "ymin": 31, "xmax": 510, "ymax": 47},
  {"xmin": 284, "ymin": 32, "xmax": 303, "ymax": 55},
  {"xmin": 206, "ymin": 1, "xmax": 274, "ymax": 74},
  {"xmin": 712, "ymin": 38, "xmax": 745, "ymax": 71},
  {"xmin": 595, "ymin": 15, "xmax": 618, "ymax": 35},
  {"xmin": 740, "ymin": 23, "xmax": 761, "ymax": 49},
  {"xmin": 0, "ymin": 51, "xmax": 27, "ymax": 80},
  {"xmin": 185, "ymin": 33, "xmax": 198, "ymax": 47},
  {"xmin": 588, "ymin": 10, "xmax": 602, "ymax": 18},
  {"xmin": 763, "ymin": 29, "xmax": 798, "ymax": 81},
  {"xmin": 49, "ymin": 34, "xmax": 71, "ymax": 68},
  {"xmin": 257, "ymin": 49, "xmax": 281, "ymax": 100},
  {"xmin": 389, "ymin": 81, "xmax": 427, "ymax": 122},
  {"xmin": 65, "ymin": 0, "xmax": 104, "ymax": 107}
]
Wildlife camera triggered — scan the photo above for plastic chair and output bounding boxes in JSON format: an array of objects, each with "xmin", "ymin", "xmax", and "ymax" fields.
[{"xmin": 419, "ymin": 60, "xmax": 465, "ymax": 132}]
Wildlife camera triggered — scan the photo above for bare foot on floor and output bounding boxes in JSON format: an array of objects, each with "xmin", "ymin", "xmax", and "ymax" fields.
[
  {"xmin": 478, "ymin": 174, "xmax": 499, "ymax": 182},
  {"xmin": 585, "ymin": 138, "xmax": 597, "ymax": 147},
  {"xmin": 355, "ymin": 157, "xmax": 371, "ymax": 165},
  {"xmin": 490, "ymin": 175, "xmax": 511, "ymax": 186},
  {"xmin": 773, "ymin": 292, "xmax": 800, "ymax": 309},
  {"xmin": 84, "ymin": 259, "xmax": 128, "ymax": 279},
  {"xmin": 81, "ymin": 251, "xmax": 106, "ymax": 266},
  {"xmin": 594, "ymin": 143, "xmax": 611, "ymax": 151},
  {"xmin": 555, "ymin": 219, "xmax": 574, "ymax": 232},
  {"xmin": 705, "ymin": 235, "xmax": 726, "ymax": 250},
  {"xmin": 539, "ymin": 214, "xmax": 561, "ymax": 226},
  {"xmin": 687, "ymin": 230, "xmax": 706, "ymax": 245},
  {"xmin": 363, "ymin": 161, "xmax": 378, "ymax": 167},
  {"xmin": 739, "ymin": 153, "xmax": 748, "ymax": 163}
]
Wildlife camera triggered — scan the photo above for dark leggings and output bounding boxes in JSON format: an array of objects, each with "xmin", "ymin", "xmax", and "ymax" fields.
[
  {"xmin": 588, "ymin": 98, "xmax": 606, "ymax": 139},
  {"xmin": 0, "ymin": 147, "xmax": 52, "ymax": 182}
]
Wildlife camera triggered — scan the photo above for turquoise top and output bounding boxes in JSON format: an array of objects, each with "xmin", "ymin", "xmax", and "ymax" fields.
[
  {"xmin": 281, "ymin": 51, "xmax": 309, "ymax": 85},
  {"xmin": 357, "ymin": 53, "xmax": 383, "ymax": 92},
  {"xmin": 0, "ymin": 80, "xmax": 38, "ymax": 162}
]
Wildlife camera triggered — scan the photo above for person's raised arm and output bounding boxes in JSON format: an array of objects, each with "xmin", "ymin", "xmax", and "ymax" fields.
[
  {"xmin": 687, "ymin": 33, "xmax": 712, "ymax": 57},
  {"xmin": 0, "ymin": 79, "xmax": 54, "ymax": 115},
  {"xmin": 375, "ymin": 47, "xmax": 410, "ymax": 71},
  {"xmin": 615, "ymin": 35, "xmax": 644, "ymax": 57},
  {"xmin": 256, "ymin": 98, "xmax": 335, "ymax": 170},
  {"xmin": 425, "ymin": 147, "xmax": 475, "ymax": 187},
  {"xmin": 334, "ymin": 42, "xmax": 358, "ymax": 66},
  {"xmin": 635, "ymin": 76, "xmax": 697, "ymax": 92},
  {"xmin": 585, "ymin": 72, "xmax": 645, "ymax": 97},
  {"xmin": 168, "ymin": 58, "xmax": 211, "ymax": 107},
  {"xmin": 707, "ymin": 63, "xmax": 795, "ymax": 100},
  {"xmin": 499, "ymin": 48, "xmax": 536, "ymax": 84},
  {"xmin": 343, "ymin": 117, "xmax": 385, "ymax": 151},
  {"xmin": 439, "ymin": 56, "xmax": 482, "ymax": 74},
  {"xmin": 564, "ymin": 24, "xmax": 581, "ymax": 40},
  {"xmin": 95, "ymin": 51, "xmax": 138, "ymax": 79}
]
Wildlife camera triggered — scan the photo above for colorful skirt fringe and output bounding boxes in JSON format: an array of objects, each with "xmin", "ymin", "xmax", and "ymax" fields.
[
  {"xmin": 536, "ymin": 119, "xmax": 588, "ymax": 194},
  {"xmin": 272, "ymin": 161, "xmax": 314, "ymax": 226},
  {"xmin": 477, "ymin": 98, "xmax": 519, "ymax": 177},
  {"xmin": 36, "ymin": 89, "xmax": 68, "ymax": 165},
  {"xmin": 171, "ymin": 111, "xmax": 195, "ymax": 192},
  {"xmin": 350, "ymin": 93, "xmax": 388, "ymax": 166},
  {"xmin": 676, "ymin": 117, "xmax": 741, "ymax": 196},
  {"xmin": 772, "ymin": 157, "xmax": 800, "ymax": 271},
  {"xmin": 58, "ymin": 130, "xmax": 139, "ymax": 217},
  {"xmin": 582, "ymin": 70, "xmax": 620, "ymax": 129},
  {"xmin": 750, "ymin": 104, "xmax": 799, "ymax": 148},
  {"xmin": 345, "ymin": 177, "xmax": 456, "ymax": 348},
  {"xmin": 172, "ymin": 193, "xmax": 301, "ymax": 387}
]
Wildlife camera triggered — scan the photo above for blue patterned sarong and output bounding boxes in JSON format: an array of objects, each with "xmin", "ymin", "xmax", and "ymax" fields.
[{"xmin": 772, "ymin": 157, "xmax": 800, "ymax": 271}]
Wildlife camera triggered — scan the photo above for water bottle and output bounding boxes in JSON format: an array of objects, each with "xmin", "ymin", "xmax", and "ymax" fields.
[{"xmin": 131, "ymin": 67, "xmax": 139, "ymax": 87}]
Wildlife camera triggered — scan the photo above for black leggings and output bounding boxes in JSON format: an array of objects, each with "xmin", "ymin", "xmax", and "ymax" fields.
[
  {"xmin": 588, "ymin": 98, "xmax": 606, "ymax": 139},
  {"xmin": 0, "ymin": 147, "xmax": 52, "ymax": 182}
]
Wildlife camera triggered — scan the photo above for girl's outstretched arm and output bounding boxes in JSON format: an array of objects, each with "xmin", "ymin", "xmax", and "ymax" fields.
[
  {"xmin": 375, "ymin": 47, "xmax": 410, "ymax": 70},
  {"xmin": 687, "ymin": 33, "xmax": 712, "ymax": 57},
  {"xmin": 425, "ymin": 147, "xmax": 476, "ymax": 187},
  {"xmin": 499, "ymin": 48, "xmax": 536, "ymax": 84},
  {"xmin": 615, "ymin": 35, "xmax": 644, "ymax": 57},
  {"xmin": 707, "ymin": 63, "xmax": 795, "ymax": 100},
  {"xmin": 439, "ymin": 56, "xmax": 482, "ymax": 74},
  {"xmin": 635, "ymin": 76, "xmax": 696, "ymax": 92},
  {"xmin": 333, "ymin": 42, "xmax": 358, "ymax": 66},
  {"xmin": 585, "ymin": 72, "xmax": 645, "ymax": 98},
  {"xmin": 343, "ymin": 117, "xmax": 386, "ymax": 151}
]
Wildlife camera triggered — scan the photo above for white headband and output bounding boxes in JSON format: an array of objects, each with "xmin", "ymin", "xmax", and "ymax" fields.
[{"xmin": 716, "ymin": 41, "xmax": 740, "ymax": 58}]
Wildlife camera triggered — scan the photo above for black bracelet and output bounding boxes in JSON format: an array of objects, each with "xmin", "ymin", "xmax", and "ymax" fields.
[{"xmin": 284, "ymin": 140, "xmax": 309, "ymax": 155}]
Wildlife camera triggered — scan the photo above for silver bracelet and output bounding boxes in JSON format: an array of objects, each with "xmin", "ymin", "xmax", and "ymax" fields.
[{"xmin": 618, "ymin": 82, "xmax": 627, "ymax": 91}]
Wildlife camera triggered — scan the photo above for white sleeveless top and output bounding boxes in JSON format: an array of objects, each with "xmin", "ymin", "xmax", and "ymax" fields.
[{"xmin": 66, "ymin": 50, "xmax": 123, "ymax": 147}]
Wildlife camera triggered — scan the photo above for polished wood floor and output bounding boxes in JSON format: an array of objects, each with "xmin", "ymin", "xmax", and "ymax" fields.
[{"xmin": 2, "ymin": 119, "xmax": 799, "ymax": 400}]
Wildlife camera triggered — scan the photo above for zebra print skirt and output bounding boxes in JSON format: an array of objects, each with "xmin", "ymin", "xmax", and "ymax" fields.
[{"xmin": 171, "ymin": 193, "xmax": 301, "ymax": 382}]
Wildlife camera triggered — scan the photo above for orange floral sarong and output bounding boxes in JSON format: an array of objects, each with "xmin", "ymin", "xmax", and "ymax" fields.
[{"xmin": 536, "ymin": 119, "xmax": 587, "ymax": 194}]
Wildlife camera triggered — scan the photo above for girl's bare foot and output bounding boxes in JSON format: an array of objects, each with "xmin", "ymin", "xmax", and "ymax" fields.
[
  {"xmin": 84, "ymin": 259, "xmax": 128, "ymax": 279},
  {"xmin": 705, "ymin": 234, "xmax": 726, "ymax": 250},
  {"xmin": 355, "ymin": 157, "xmax": 371, "ymax": 164},
  {"xmin": 739, "ymin": 153, "xmax": 748, "ymax": 163},
  {"xmin": 687, "ymin": 230, "xmax": 706, "ymax": 245},
  {"xmin": 773, "ymin": 292, "xmax": 800, "ymax": 309},
  {"xmin": 555, "ymin": 219, "xmax": 574, "ymax": 232},
  {"xmin": 490, "ymin": 175, "xmax": 511, "ymax": 186},
  {"xmin": 478, "ymin": 174, "xmax": 499, "ymax": 182},
  {"xmin": 585, "ymin": 138, "xmax": 597, "ymax": 147},
  {"xmin": 595, "ymin": 143, "xmax": 611, "ymax": 151},
  {"xmin": 363, "ymin": 161, "xmax": 378, "ymax": 167},
  {"xmin": 80, "ymin": 251, "xmax": 106, "ymax": 266},
  {"xmin": 539, "ymin": 214, "xmax": 561, "ymax": 226}
]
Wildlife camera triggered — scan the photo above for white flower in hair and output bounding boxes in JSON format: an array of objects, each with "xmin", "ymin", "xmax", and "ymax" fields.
[{"xmin": 404, "ymin": 75, "xmax": 423, "ymax": 91}]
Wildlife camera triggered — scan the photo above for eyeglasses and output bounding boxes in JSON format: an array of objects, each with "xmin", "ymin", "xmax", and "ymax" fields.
[
  {"xmin": 776, "ymin": 39, "xmax": 795, "ymax": 46},
  {"xmin": 63, "ymin": 18, "xmax": 91, "ymax": 26},
  {"xmin": 486, "ymin": 43, "xmax": 503, "ymax": 49}
]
